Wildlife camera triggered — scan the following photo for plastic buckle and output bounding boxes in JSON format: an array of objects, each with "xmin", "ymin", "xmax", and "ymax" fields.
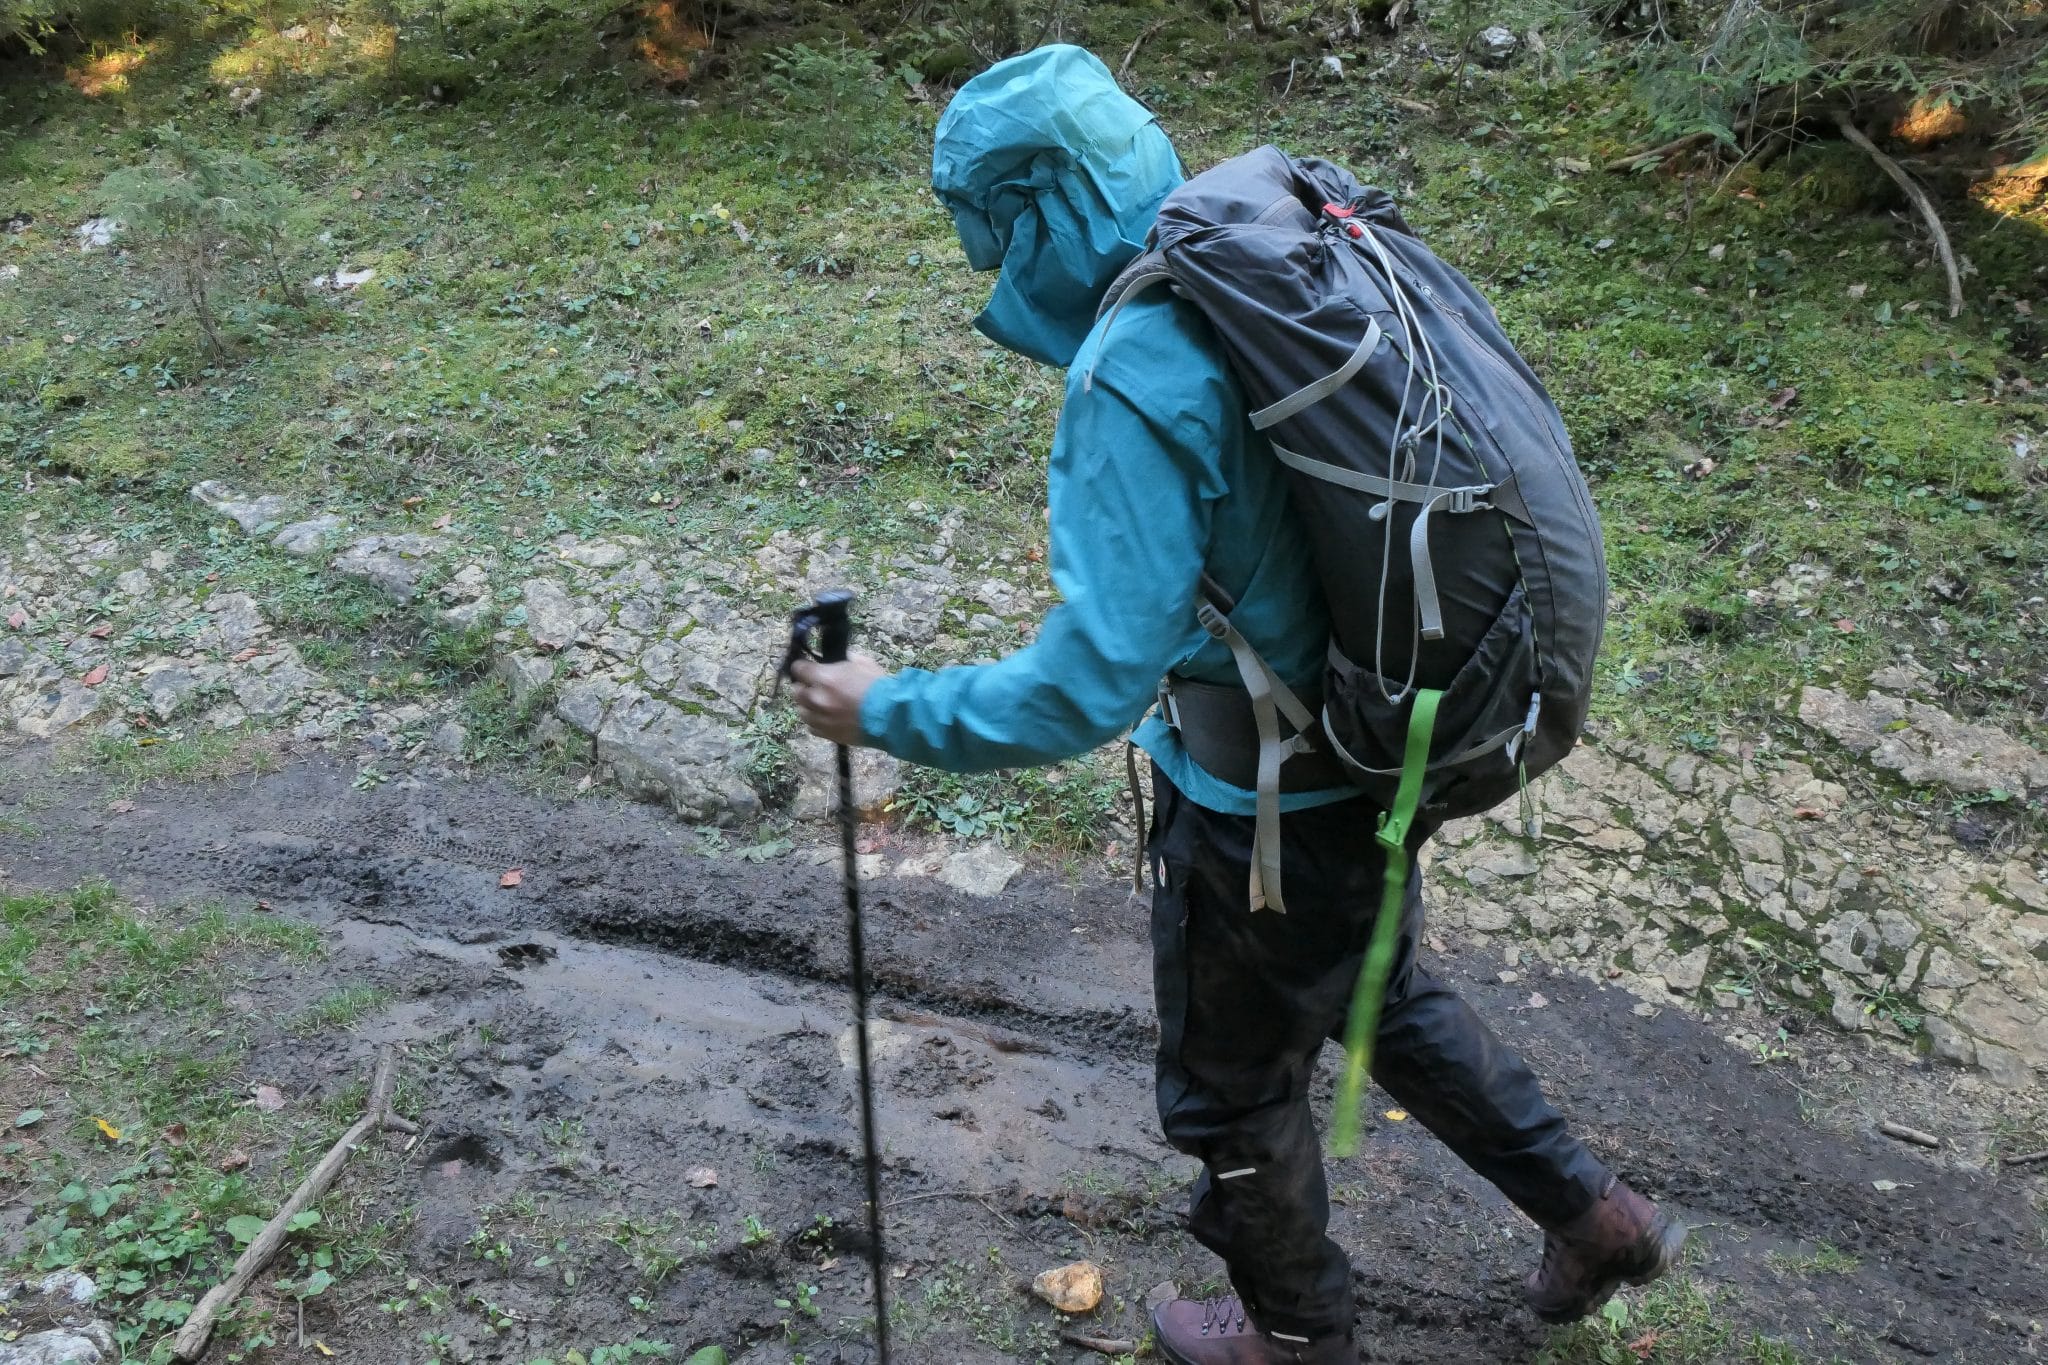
[
  {"xmin": 1195, "ymin": 602, "xmax": 1231, "ymax": 641},
  {"xmin": 1445, "ymin": 486, "xmax": 1492, "ymax": 514},
  {"xmin": 1158, "ymin": 678, "xmax": 1182, "ymax": 730},
  {"xmin": 1321, "ymin": 202, "xmax": 1366, "ymax": 241},
  {"xmin": 1321, "ymin": 202, "xmax": 1355, "ymax": 219}
]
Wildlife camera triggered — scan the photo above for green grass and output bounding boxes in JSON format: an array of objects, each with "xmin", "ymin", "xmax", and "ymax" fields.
[
  {"xmin": 3, "ymin": 0, "xmax": 2044, "ymax": 838},
  {"xmin": 1765, "ymin": 1241, "xmax": 1862, "ymax": 1276},
  {"xmin": 1539, "ymin": 1275, "xmax": 1857, "ymax": 1364},
  {"xmin": 84, "ymin": 729, "xmax": 282, "ymax": 795},
  {"xmin": 288, "ymin": 984, "xmax": 392, "ymax": 1036},
  {"xmin": 0, "ymin": 883, "xmax": 401, "ymax": 1364}
]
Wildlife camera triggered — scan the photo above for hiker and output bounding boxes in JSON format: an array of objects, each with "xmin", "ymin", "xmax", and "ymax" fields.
[{"xmin": 788, "ymin": 43, "xmax": 1685, "ymax": 1365}]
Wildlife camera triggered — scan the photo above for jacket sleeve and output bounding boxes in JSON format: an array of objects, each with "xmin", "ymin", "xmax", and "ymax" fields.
[{"xmin": 858, "ymin": 314, "xmax": 1228, "ymax": 772}]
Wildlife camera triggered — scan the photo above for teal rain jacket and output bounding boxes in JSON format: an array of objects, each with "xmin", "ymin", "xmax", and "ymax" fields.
[{"xmin": 860, "ymin": 44, "xmax": 1358, "ymax": 816}]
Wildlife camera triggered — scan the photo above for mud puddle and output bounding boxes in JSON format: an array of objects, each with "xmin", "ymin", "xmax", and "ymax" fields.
[{"xmin": 1, "ymin": 750, "xmax": 2043, "ymax": 1363}]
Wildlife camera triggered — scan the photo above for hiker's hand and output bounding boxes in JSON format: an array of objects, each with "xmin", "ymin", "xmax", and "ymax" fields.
[{"xmin": 790, "ymin": 653, "xmax": 886, "ymax": 747}]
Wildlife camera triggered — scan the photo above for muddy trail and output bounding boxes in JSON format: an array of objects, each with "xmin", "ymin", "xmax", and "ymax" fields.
[{"xmin": 2, "ymin": 750, "xmax": 2043, "ymax": 1364}]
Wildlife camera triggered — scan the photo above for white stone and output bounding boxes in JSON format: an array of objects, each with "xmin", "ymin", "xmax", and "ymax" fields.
[
  {"xmin": 939, "ymin": 845, "xmax": 1024, "ymax": 898},
  {"xmin": 522, "ymin": 578, "xmax": 579, "ymax": 650},
  {"xmin": 271, "ymin": 514, "xmax": 346, "ymax": 557}
]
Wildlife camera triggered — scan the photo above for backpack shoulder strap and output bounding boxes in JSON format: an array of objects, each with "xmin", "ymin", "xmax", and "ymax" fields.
[{"xmin": 1082, "ymin": 250, "xmax": 1175, "ymax": 393}]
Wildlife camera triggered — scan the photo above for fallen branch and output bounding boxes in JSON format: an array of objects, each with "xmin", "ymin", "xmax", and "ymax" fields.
[
  {"xmin": 1836, "ymin": 114, "xmax": 1964, "ymax": 319},
  {"xmin": 2003, "ymin": 1148, "xmax": 2048, "ymax": 1168},
  {"xmin": 1390, "ymin": 96, "xmax": 1436, "ymax": 117},
  {"xmin": 1062, "ymin": 1333, "xmax": 1139, "ymax": 1356},
  {"xmin": 1119, "ymin": 18, "xmax": 1169, "ymax": 84},
  {"xmin": 1878, "ymin": 1120, "xmax": 1941, "ymax": 1149},
  {"xmin": 1606, "ymin": 130, "xmax": 1713, "ymax": 173},
  {"xmin": 1248, "ymin": 0, "xmax": 1268, "ymax": 35},
  {"xmin": 174, "ymin": 1046, "xmax": 402, "ymax": 1361}
]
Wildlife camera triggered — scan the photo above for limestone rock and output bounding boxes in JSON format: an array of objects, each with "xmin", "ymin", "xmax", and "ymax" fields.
[
  {"xmin": 230, "ymin": 656, "xmax": 317, "ymax": 718},
  {"xmin": 521, "ymin": 578, "xmax": 579, "ymax": 650},
  {"xmin": 112, "ymin": 568, "xmax": 151, "ymax": 597},
  {"xmin": 1922, "ymin": 1015, "xmax": 1976, "ymax": 1068},
  {"xmin": 271, "ymin": 514, "xmax": 347, "ymax": 557},
  {"xmin": 1797, "ymin": 686, "xmax": 2048, "ymax": 797},
  {"xmin": 1660, "ymin": 945, "xmax": 1711, "ymax": 994},
  {"xmin": 1974, "ymin": 1042, "xmax": 2031, "ymax": 1089},
  {"xmin": 596, "ymin": 694, "xmax": 758, "ymax": 823},
  {"xmin": 492, "ymin": 652, "xmax": 554, "ymax": 705},
  {"xmin": 194, "ymin": 592, "xmax": 266, "ymax": 654},
  {"xmin": 15, "ymin": 679, "xmax": 98, "ymax": 738},
  {"xmin": 1030, "ymin": 1260, "xmax": 1104, "ymax": 1315},
  {"xmin": 1475, "ymin": 24, "xmax": 1519, "ymax": 65},
  {"xmin": 141, "ymin": 666, "xmax": 202, "ymax": 719},
  {"xmin": 790, "ymin": 735, "xmax": 902, "ymax": 820},
  {"xmin": 190, "ymin": 480, "xmax": 290, "ymax": 536},
  {"xmin": 940, "ymin": 845, "xmax": 1024, "ymax": 898},
  {"xmin": 333, "ymin": 534, "xmax": 442, "ymax": 603},
  {"xmin": 431, "ymin": 721, "xmax": 468, "ymax": 757},
  {"xmin": 0, "ymin": 639, "xmax": 27, "ymax": 678},
  {"xmin": 0, "ymin": 1325, "xmax": 116, "ymax": 1365}
]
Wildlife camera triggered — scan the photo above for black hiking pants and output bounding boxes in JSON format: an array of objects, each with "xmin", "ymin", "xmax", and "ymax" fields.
[{"xmin": 1148, "ymin": 766, "xmax": 1612, "ymax": 1342}]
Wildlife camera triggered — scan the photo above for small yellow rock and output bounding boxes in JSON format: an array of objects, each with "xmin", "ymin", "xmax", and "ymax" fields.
[{"xmin": 1031, "ymin": 1260, "xmax": 1105, "ymax": 1315}]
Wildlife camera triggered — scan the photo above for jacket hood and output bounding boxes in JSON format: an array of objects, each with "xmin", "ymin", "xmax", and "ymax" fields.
[{"xmin": 931, "ymin": 44, "xmax": 1182, "ymax": 368}]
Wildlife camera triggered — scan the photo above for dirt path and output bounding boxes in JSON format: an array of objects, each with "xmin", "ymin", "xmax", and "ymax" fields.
[{"xmin": 2, "ymin": 750, "xmax": 2043, "ymax": 1364}]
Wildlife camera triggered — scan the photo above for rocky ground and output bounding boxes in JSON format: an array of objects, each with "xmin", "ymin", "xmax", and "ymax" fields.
[{"xmin": 4, "ymin": 486, "xmax": 2044, "ymax": 1097}]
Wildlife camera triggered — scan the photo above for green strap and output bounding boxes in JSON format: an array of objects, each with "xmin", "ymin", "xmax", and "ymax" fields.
[{"xmin": 1330, "ymin": 686, "xmax": 1441, "ymax": 1158}]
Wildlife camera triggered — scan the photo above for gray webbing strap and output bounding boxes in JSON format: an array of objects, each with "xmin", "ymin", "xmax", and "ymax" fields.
[
  {"xmin": 1249, "ymin": 320, "xmax": 1384, "ymax": 431},
  {"xmin": 1083, "ymin": 269, "xmax": 1177, "ymax": 394},
  {"xmin": 1272, "ymin": 442, "xmax": 1499, "ymax": 511},
  {"xmin": 1196, "ymin": 598, "xmax": 1317, "ymax": 913},
  {"xmin": 1319, "ymin": 706, "xmax": 1525, "ymax": 779}
]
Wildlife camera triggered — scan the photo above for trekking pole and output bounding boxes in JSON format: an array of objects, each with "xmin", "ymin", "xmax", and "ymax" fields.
[{"xmin": 778, "ymin": 589, "xmax": 893, "ymax": 1364}]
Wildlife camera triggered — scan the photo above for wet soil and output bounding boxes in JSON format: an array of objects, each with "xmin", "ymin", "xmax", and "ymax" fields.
[{"xmin": 1, "ymin": 750, "xmax": 2043, "ymax": 1364}]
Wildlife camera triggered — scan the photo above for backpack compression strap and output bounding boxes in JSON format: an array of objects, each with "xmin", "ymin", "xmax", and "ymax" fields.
[
  {"xmin": 1194, "ymin": 589, "xmax": 1322, "ymax": 913},
  {"xmin": 1329, "ymin": 684, "xmax": 1441, "ymax": 1157}
]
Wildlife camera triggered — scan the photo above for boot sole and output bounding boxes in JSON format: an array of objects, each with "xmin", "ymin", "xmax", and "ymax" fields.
[{"xmin": 1529, "ymin": 1216, "xmax": 1690, "ymax": 1325}]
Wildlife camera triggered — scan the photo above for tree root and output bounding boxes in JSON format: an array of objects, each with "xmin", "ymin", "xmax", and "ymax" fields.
[{"xmin": 1836, "ymin": 113, "xmax": 1965, "ymax": 318}]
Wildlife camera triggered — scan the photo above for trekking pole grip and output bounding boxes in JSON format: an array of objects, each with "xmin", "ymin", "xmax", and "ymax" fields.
[{"xmin": 812, "ymin": 587, "xmax": 854, "ymax": 665}]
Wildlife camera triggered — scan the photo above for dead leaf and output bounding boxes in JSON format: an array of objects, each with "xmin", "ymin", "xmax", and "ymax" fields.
[
  {"xmin": 1628, "ymin": 1330, "xmax": 1661, "ymax": 1360},
  {"xmin": 402, "ymin": 496, "xmax": 425, "ymax": 510},
  {"xmin": 108, "ymin": 799, "xmax": 135, "ymax": 814},
  {"xmin": 1769, "ymin": 386, "xmax": 1798, "ymax": 410},
  {"xmin": 1872, "ymin": 1179, "xmax": 1908, "ymax": 1191},
  {"xmin": 350, "ymin": 187, "xmax": 364, "ymax": 200},
  {"xmin": 256, "ymin": 898, "xmax": 274, "ymax": 912},
  {"xmin": 6, "ymin": 611, "xmax": 24, "ymax": 630},
  {"xmin": 1682, "ymin": 457, "xmax": 1716, "ymax": 481},
  {"xmin": 686, "ymin": 1166, "xmax": 719, "ymax": 1188},
  {"xmin": 1792, "ymin": 806, "xmax": 1824, "ymax": 821},
  {"xmin": 431, "ymin": 513, "xmax": 453, "ymax": 530},
  {"xmin": 93, "ymin": 1116, "xmax": 122, "ymax": 1141},
  {"xmin": 252, "ymin": 1084, "xmax": 286, "ymax": 1113},
  {"xmin": 88, "ymin": 623, "xmax": 112, "ymax": 639},
  {"xmin": 219, "ymin": 1150, "xmax": 250, "ymax": 1171},
  {"xmin": 1384, "ymin": 1109, "xmax": 1409, "ymax": 1121},
  {"xmin": 1528, "ymin": 992, "xmax": 1550, "ymax": 1008},
  {"xmin": 80, "ymin": 664, "xmax": 109, "ymax": 687},
  {"xmin": 163, "ymin": 1122, "xmax": 188, "ymax": 1146},
  {"xmin": 499, "ymin": 868, "xmax": 524, "ymax": 889},
  {"xmin": 1847, "ymin": 283, "xmax": 1869, "ymax": 299},
  {"xmin": 231, "ymin": 646, "xmax": 264, "ymax": 664},
  {"xmin": 314, "ymin": 1342, "xmax": 335, "ymax": 1357},
  {"xmin": 1832, "ymin": 618, "xmax": 1858, "ymax": 633}
]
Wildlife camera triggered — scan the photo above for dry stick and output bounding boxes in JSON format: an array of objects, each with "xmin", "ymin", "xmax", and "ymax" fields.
[
  {"xmin": 1062, "ymin": 1333, "xmax": 1139, "ymax": 1356},
  {"xmin": 2004, "ymin": 1148, "xmax": 2048, "ymax": 1168},
  {"xmin": 173, "ymin": 1046, "xmax": 402, "ymax": 1362},
  {"xmin": 1879, "ymin": 1120, "xmax": 1942, "ymax": 1149},
  {"xmin": 1118, "ymin": 17, "xmax": 1169, "ymax": 84},
  {"xmin": 1605, "ymin": 130, "xmax": 1713, "ymax": 173},
  {"xmin": 1836, "ymin": 114, "xmax": 1965, "ymax": 319}
]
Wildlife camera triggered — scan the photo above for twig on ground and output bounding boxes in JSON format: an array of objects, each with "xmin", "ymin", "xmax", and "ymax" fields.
[
  {"xmin": 2003, "ymin": 1148, "xmax": 2048, "ymax": 1168},
  {"xmin": 1062, "ymin": 1333, "xmax": 1139, "ymax": 1356},
  {"xmin": 1835, "ymin": 114, "xmax": 1964, "ymax": 319},
  {"xmin": 173, "ymin": 1046, "xmax": 402, "ymax": 1361},
  {"xmin": 883, "ymin": 1188, "xmax": 1004, "ymax": 1210},
  {"xmin": 1390, "ymin": 96, "xmax": 1436, "ymax": 117},
  {"xmin": 1879, "ymin": 1120, "xmax": 1941, "ymax": 1149},
  {"xmin": 1605, "ymin": 130, "xmax": 1713, "ymax": 173},
  {"xmin": 1119, "ymin": 18, "xmax": 1169, "ymax": 84}
]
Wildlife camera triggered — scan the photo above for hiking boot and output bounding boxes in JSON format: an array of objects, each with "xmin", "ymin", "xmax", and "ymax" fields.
[
  {"xmin": 1152, "ymin": 1296, "xmax": 1358, "ymax": 1365},
  {"xmin": 1523, "ymin": 1177, "xmax": 1688, "ymax": 1323}
]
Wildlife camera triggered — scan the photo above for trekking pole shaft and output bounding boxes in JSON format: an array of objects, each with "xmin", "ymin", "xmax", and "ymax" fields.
[{"xmin": 838, "ymin": 744, "xmax": 892, "ymax": 1361}]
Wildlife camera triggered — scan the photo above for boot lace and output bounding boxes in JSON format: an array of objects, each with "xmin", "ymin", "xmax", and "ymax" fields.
[{"xmin": 1200, "ymin": 1296, "xmax": 1249, "ymax": 1337}]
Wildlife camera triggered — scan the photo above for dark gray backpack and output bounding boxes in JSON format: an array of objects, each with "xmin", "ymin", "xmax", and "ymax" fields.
[{"xmin": 1095, "ymin": 145, "xmax": 1606, "ymax": 913}]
